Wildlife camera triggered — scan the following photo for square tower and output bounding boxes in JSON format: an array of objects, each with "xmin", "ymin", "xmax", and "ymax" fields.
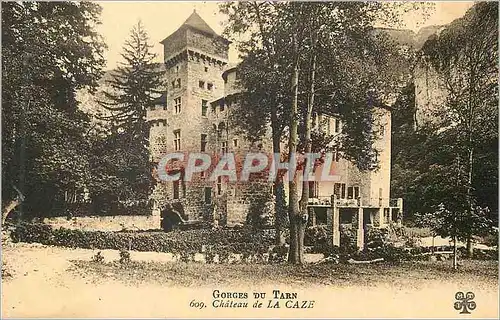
[
  {"xmin": 159, "ymin": 10, "xmax": 229, "ymax": 154},
  {"xmin": 148, "ymin": 11, "xmax": 230, "ymax": 225}
]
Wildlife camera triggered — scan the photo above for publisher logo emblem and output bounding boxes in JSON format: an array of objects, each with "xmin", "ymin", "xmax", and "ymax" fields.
[{"xmin": 454, "ymin": 291, "xmax": 476, "ymax": 314}]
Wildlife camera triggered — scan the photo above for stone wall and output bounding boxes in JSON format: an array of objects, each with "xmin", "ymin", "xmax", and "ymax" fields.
[
  {"xmin": 186, "ymin": 29, "xmax": 229, "ymax": 60},
  {"xmin": 43, "ymin": 215, "xmax": 161, "ymax": 232}
]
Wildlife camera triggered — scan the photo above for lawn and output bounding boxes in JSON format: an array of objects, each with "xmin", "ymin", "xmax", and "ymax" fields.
[
  {"xmin": 2, "ymin": 243, "xmax": 498, "ymax": 318},
  {"xmin": 70, "ymin": 258, "xmax": 498, "ymax": 289}
]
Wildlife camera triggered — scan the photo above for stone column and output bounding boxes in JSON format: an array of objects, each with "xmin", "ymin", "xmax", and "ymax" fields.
[
  {"xmin": 356, "ymin": 207, "xmax": 364, "ymax": 250},
  {"xmin": 397, "ymin": 198, "xmax": 404, "ymax": 226},
  {"xmin": 333, "ymin": 207, "xmax": 340, "ymax": 247},
  {"xmin": 309, "ymin": 207, "xmax": 316, "ymax": 226},
  {"xmin": 330, "ymin": 195, "xmax": 340, "ymax": 247},
  {"xmin": 377, "ymin": 207, "xmax": 384, "ymax": 227}
]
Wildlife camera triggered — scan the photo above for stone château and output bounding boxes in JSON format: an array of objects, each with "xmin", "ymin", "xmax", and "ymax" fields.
[{"xmin": 146, "ymin": 10, "xmax": 404, "ymax": 242}]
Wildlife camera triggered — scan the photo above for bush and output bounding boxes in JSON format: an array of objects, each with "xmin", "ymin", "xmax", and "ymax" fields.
[
  {"xmin": 91, "ymin": 251, "xmax": 105, "ymax": 263},
  {"xmin": 10, "ymin": 222, "xmax": 278, "ymax": 262},
  {"xmin": 365, "ymin": 227, "xmax": 390, "ymax": 249},
  {"xmin": 269, "ymin": 244, "xmax": 288, "ymax": 263},
  {"xmin": 10, "ymin": 222, "xmax": 53, "ymax": 244},
  {"xmin": 482, "ymin": 228, "xmax": 498, "ymax": 248},
  {"xmin": 303, "ymin": 225, "xmax": 359, "ymax": 256},
  {"xmin": 119, "ymin": 250, "xmax": 131, "ymax": 264}
]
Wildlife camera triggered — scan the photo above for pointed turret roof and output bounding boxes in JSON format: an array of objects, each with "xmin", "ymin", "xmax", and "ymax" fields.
[
  {"xmin": 160, "ymin": 9, "xmax": 224, "ymax": 44},
  {"xmin": 182, "ymin": 10, "xmax": 218, "ymax": 37}
]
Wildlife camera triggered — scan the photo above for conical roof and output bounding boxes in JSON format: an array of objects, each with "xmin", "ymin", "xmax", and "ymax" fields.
[
  {"xmin": 160, "ymin": 10, "xmax": 222, "ymax": 44},
  {"xmin": 182, "ymin": 10, "xmax": 218, "ymax": 37}
]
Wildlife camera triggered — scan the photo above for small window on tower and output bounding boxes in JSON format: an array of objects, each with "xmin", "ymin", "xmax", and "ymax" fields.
[
  {"xmin": 174, "ymin": 97, "xmax": 181, "ymax": 114},
  {"xmin": 176, "ymin": 65, "xmax": 179, "ymax": 74},
  {"xmin": 199, "ymin": 80, "xmax": 205, "ymax": 89},
  {"xmin": 200, "ymin": 134, "xmax": 207, "ymax": 152},
  {"xmin": 204, "ymin": 66, "xmax": 209, "ymax": 72},
  {"xmin": 233, "ymin": 139, "xmax": 239, "ymax": 148},
  {"xmin": 221, "ymin": 141, "xmax": 228, "ymax": 154},
  {"xmin": 174, "ymin": 129, "xmax": 181, "ymax": 151},
  {"xmin": 207, "ymin": 83, "xmax": 213, "ymax": 91},
  {"xmin": 201, "ymin": 99, "xmax": 208, "ymax": 117},
  {"xmin": 171, "ymin": 80, "xmax": 176, "ymax": 89}
]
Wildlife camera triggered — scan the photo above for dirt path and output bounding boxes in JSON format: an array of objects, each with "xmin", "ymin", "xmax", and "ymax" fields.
[{"xmin": 2, "ymin": 243, "xmax": 498, "ymax": 318}]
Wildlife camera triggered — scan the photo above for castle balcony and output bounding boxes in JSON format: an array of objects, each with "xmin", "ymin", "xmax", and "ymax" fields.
[{"xmin": 308, "ymin": 196, "xmax": 403, "ymax": 210}]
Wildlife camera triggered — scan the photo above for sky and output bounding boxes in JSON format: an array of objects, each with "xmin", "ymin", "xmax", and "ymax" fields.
[{"xmin": 96, "ymin": 1, "xmax": 475, "ymax": 70}]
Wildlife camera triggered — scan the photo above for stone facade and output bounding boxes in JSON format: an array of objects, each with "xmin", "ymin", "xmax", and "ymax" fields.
[
  {"xmin": 148, "ymin": 11, "xmax": 274, "ymax": 227},
  {"xmin": 148, "ymin": 11, "xmax": 403, "ymax": 230}
]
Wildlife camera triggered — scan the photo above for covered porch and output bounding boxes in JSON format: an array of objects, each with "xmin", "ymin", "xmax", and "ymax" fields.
[{"xmin": 307, "ymin": 195, "xmax": 403, "ymax": 250}]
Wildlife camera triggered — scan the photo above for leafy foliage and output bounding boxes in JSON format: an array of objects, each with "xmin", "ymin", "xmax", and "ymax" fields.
[
  {"xmin": 391, "ymin": 3, "xmax": 497, "ymax": 247},
  {"xmin": 2, "ymin": 2, "xmax": 105, "ymax": 218},
  {"xmin": 220, "ymin": 2, "xmax": 432, "ymax": 262}
]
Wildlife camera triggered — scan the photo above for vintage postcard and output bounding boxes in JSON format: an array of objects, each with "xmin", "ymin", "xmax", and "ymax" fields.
[{"xmin": 1, "ymin": 1, "xmax": 498, "ymax": 318}]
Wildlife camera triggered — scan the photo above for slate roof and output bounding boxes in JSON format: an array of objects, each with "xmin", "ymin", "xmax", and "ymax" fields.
[{"xmin": 160, "ymin": 10, "xmax": 221, "ymax": 44}]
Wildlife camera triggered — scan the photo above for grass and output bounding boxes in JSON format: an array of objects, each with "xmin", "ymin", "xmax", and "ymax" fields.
[
  {"xmin": 403, "ymin": 227, "xmax": 433, "ymax": 238},
  {"xmin": 70, "ymin": 259, "xmax": 498, "ymax": 289}
]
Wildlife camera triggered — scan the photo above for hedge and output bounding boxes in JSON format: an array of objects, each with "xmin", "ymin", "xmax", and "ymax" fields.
[{"xmin": 10, "ymin": 222, "xmax": 275, "ymax": 256}]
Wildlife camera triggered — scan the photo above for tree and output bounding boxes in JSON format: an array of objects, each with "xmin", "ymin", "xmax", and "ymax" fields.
[
  {"xmin": 397, "ymin": 2, "xmax": 498, "ymax": 256},
  {"xmin": 416, "ymin": 203, "xmax": 491, "ymax": 270},
  {"xmin": 222, "ymin": 2, "xmax": 432, "ymax": 264},
  {"xmin": 2, "ymin": 2, "xmax": 105, "ymax": 219},
  {"xmin": 95, "ymin": 21, "xmax": 164, "ymax": 210}
]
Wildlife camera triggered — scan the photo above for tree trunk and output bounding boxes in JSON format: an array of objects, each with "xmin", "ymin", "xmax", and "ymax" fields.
[
  {"xmin": 466, "ymin": 147, "xmax": 474, "ymax": 257},
  {"xmin": 251, "ymin": 2, "xmax": 286, "ymax": 245},
  {"xmin": 453, "ymin": 235, "xmax": 458, "ymax": 270},
  {"xmin": 2, "ymin": 199, "xmax": 20, "ymax": 225},
  {"xmin": 299, "ymin": 50, "xmax": 316, "ymax": 213},
  {"xmin": 297, "ymin": 48, "xmax": 317, "ymax": 263},
  {"xmin": 287, "ymin": 34, "xmax": 302, "ymax": 264},
  {"xmin": 273, "ymin": 140, "xmax": 286, "ymax": 245},
  {"xmin": 466, "ymin": 235, "xmax": 473, "ymax": 258}
]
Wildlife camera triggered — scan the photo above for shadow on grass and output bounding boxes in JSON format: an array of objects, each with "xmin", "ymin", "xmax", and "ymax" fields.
[{"xmin": 68, "ymin": 259, "xmax": 498, "ymax": 289}]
